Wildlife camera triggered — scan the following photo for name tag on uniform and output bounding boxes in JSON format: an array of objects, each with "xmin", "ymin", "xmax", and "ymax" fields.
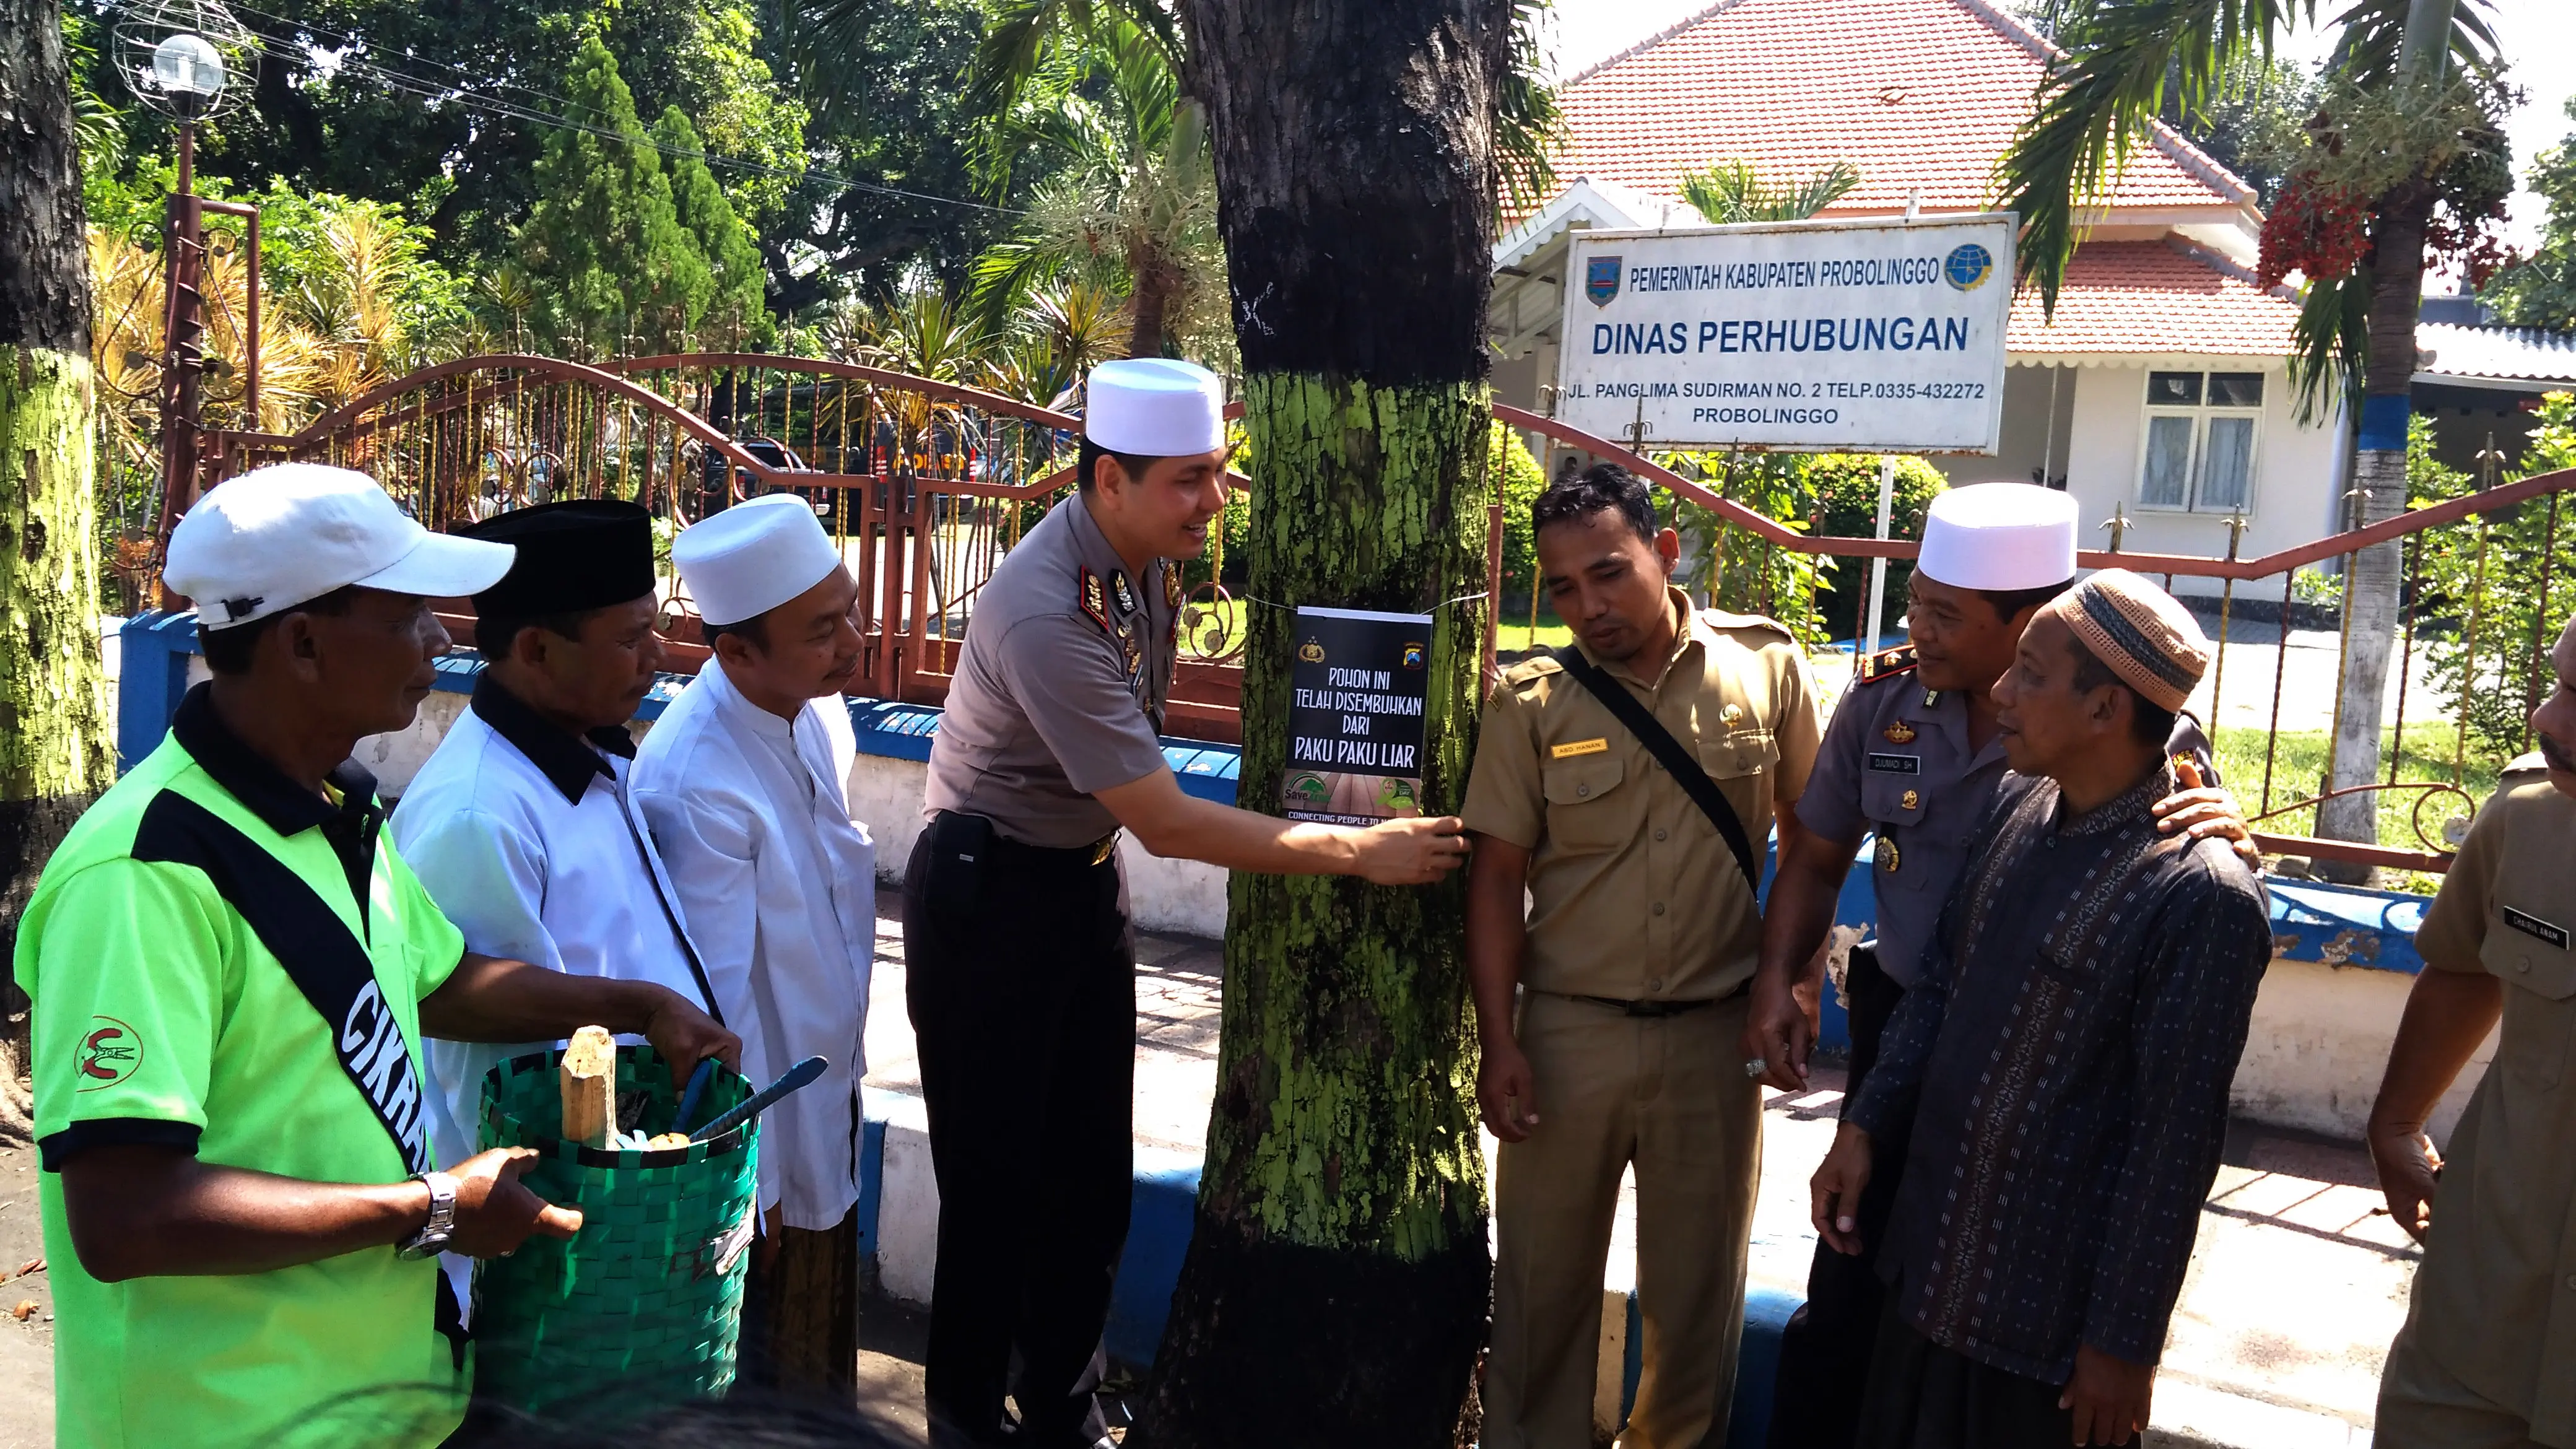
[
  {"xmin": 2505, "ymin": 905, "xmax": 2570, "ymax": 950},
  {"xmin": 1551, "ymin": 738, "xmax": 1610, "ymax": 759},
  {"xmin": 1866, "ymin": 753, "xmax": 1921, "ymax": 775}
]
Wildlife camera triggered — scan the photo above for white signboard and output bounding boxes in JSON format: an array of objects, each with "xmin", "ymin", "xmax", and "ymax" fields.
[{"xmin": 1554, "ymin": 215, "xmax": 2014, "ymax": 453}]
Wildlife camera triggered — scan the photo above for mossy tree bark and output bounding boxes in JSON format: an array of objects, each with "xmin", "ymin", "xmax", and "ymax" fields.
[
  {"xmin": 1133, "ymin": 3, "xmax": 1510, "ymax": 1445},
  {"xmin": 0, "ymin": 0, "xmax": 116, "ymax": 1139}
]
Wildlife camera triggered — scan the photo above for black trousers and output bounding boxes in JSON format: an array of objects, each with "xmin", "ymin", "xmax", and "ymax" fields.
[
  {"xmin": 1852, "ymin": 1303, "xmax": 2074, "ymax": 1449},
  {"xmin": 1766, "ymin": 945, "xmax": 1915, "ymax": 1449},
  {"xmin": 903, "ymin": 825, "xmax": 1136, "ymax": 1448}
]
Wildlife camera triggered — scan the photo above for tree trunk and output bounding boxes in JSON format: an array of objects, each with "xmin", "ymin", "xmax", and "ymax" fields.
[
  {"xmin": 0, "ymin": 0, "xmax": 115, "ymax": 1142},
  {"xmin": 2317, "ymin": 185, "xmax": 2432, "ymax": 884},
  {"xmin": 1133, "ymin": 3, "xmax": 1508, "ymax": 1445},
  {"xmin": 1126, "ymin": 237, "xmax": 1177, "ymax": 360}
]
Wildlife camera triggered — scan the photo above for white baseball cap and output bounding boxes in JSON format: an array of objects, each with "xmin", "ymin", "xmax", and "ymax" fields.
[
  {"xmin": 671, "ymin": 494, "xmax": 844, "ymax": 626},
  {"xmin": 167, "ymin": 463, "xmax": 517, "ymax": 631},
  {"xmin": 1915, "ymin": 482, "xmax": 2079, "ymax": 593},
  {"xmin": 1084, "ymin": 358, "xmax": 1225, "ymax": 456}
]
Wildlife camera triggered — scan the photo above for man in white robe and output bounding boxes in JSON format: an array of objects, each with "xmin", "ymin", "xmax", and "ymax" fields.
[
  {"xmin": 634, "ymin": 495, "xmax": 877, "ymax": 1397},
  {"xmin": 391, "ymin": 500, "xmax": 725, "ymax": 1320}
]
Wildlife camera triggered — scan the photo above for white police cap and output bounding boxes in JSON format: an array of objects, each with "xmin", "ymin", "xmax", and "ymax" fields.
[
  {"xmin": 1084, "ymin": 359, "xmax": 1225, "ymax": 456},
  {"xmin": 1916, "ymin": 482, "xmax": 2079, "ymax": 593}
]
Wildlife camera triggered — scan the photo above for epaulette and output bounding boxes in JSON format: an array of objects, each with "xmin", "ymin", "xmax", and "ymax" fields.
[
  {"xmin": 1854, "ymin": 643, "xmax": 1918, "ymax": 684},
  {"xmin": 2503, "ymin": 751, "xmax": 2549, "ymax": 779},
  {"xmin": 1500, "ymin": 653, "xmax": 1566, "ymax": 690},
  {"xmin": 1076, "ymin": 566, "xmax": 1112, "ymax": 637},
  {"xmin": 1700, "ymin": 608, "xmax": 1795, "ymax": 643}
]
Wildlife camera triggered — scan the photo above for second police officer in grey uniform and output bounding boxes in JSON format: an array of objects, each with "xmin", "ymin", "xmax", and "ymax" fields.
[
  {"xmin": 1749, "ymin": 482, "xmax": 2259, "ymax": 1449},
  {"xmin": 904, "ymin": 358, "xmax": 1470, "ymax": 1448}
]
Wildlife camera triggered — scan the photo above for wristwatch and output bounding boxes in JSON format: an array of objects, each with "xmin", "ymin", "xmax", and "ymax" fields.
[{"xmin": 398, "ymin": 1171, "xmax": 460, "ymax": 1260}]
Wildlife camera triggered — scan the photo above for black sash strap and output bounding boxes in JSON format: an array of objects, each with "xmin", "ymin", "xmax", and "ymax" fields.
[
  {"xmin": 132, "ymin": 788, "xmax": 468, "ymax": 1360},
  {"xmin": 1550, "ymin": 645, "xmax": 1761, "ymax": 894}
]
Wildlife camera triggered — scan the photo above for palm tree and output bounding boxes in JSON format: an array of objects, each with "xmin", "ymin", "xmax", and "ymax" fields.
[
  {"xmin": 1676, "ymin": 158, "xmax": 1861, "ymax": 224},
  {"xmin": 965, "ymin": 12, "xmax": 1219, "ymax": 360},
  {"xmin": 1998, "ymin": 0, "xmax": 2513, "ymax": 874}
]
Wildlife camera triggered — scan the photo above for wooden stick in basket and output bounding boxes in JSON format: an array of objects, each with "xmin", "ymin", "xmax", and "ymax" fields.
[{"xmin": 560, "ymin": 1026, "xmax": 617, "ymax": 1149}]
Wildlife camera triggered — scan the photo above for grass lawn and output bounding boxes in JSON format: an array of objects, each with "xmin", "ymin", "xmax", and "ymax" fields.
[{"xmin": 2211, "ymin": 722, "xmax": 2502, "ymax": 894}]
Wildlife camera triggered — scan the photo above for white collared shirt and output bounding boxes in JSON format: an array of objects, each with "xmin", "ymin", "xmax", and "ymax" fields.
[{"xmin": 630, "ymin": 659, "xmax": 876, "ymax": 1229}]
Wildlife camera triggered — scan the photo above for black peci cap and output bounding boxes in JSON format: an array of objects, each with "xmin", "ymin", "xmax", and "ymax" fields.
[{"xmin": 456, "ymin": 500, "xmax": 656, "ymax": 619}]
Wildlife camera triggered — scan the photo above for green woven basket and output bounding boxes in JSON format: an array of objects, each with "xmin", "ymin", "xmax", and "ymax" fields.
[{"xmin": 471, "ymin": 1045, "xmax": 759, "ymax": 1418}]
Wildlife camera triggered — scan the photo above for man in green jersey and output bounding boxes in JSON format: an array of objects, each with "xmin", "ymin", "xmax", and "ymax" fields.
[{"xmin": 18, "ymin": 464, "xmax": 738, "ymax": 1449}]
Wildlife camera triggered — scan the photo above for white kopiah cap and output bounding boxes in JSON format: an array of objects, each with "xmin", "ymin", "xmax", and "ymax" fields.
[
  {"xmin": 167, "ymin": 463, "xmax": 515, "ymax": 631},
  {"xmin": 1915, "ymin": 482, "xmax": 2080, "ymax": 593},
  {"xmin": 672, "ymin": 495, "xmax": 843, "ymax": 626},
  {"xmin": 1085, "ymin": 358, "xmax": 1225, "ymax": 456}
]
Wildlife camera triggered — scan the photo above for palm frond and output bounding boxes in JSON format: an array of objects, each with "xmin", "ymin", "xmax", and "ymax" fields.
[
  {"xmin": 1996, "ymin": 0, "xmax": 2305, "ymax": 318},
  {"xmin": 1495, "ymin": 0, "xmax": 1564, "ymax": 212},
  {"xmin": 2324, "ymin": 0, "xmax": 2500, "ymax": 84},
  {"xmin": 1676, "ymin": 159, "xmax": 1861, "ymax": 223},
  {"xmin": 2288, "ymin": 266, "xmax": 2370, "ymax": 424}
]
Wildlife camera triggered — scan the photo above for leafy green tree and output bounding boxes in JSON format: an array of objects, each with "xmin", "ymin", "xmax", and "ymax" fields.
[
  {"xmin": 2483, "ymin": 98, "xmax": 2576, "ymax": 329},
  {"xmin": 966, "ymin": 11, "xmax": 1220, "ymax": 359},
  {"xmin": 1999, "ymin": 0, "xmax": 2515, "ymax": 876},
  {"xmin": 2412, "ymin": 398, "xmax": 2576, "ymax": 761},
  {"xmin": 518, "ymin": 36, "xmax": 710, "ymax": 356},
  {"xmin": 653, "ymin": 107, "xmax": 772, "ymax": 347}
]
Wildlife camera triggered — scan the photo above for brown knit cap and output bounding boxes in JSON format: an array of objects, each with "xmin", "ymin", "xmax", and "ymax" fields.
[{"xmin": 2040, "ymin": 568, "xmax": 2211, "ymax": 713}]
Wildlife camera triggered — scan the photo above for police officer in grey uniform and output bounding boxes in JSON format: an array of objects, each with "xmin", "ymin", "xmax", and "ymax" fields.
[
  {"xmin": 903, "ymin": 358, "xmax": 1469, "ymax": 1449},
  {"xmin": 1749, "ymin": 483, "xmax": 2257, "ymax": 1449}
]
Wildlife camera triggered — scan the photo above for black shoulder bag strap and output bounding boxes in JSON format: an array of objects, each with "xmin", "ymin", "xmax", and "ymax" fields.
[{"xmin": 1551, "ymin": 645, "xmax": 1760, "ymax": 895}]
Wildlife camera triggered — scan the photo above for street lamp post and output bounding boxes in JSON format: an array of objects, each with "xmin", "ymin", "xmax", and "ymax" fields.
[{"xmin": 144, "ymin": 32, "xmax": 225, "ymax": 596}]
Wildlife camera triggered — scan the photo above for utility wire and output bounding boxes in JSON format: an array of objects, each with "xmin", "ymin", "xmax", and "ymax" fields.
[{"xmin": 220, "ymin": 13, "xmax": 1022, "ymax": 217}]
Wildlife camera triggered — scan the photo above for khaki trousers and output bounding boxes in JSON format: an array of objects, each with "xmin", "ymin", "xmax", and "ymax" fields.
[
  {"xmin": 2377, "ymin": 1321, "xmax": 2551, "ymax": 1449},
  {"xmin": 1485, "ymin": 991, "xmax": 1762, "ymax": 1449}
]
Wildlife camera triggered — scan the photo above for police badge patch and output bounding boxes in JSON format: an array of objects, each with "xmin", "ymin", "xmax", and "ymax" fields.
[{"xmin": 1078, "ymin": 568, "xmax": 1111, "ymax": 635}]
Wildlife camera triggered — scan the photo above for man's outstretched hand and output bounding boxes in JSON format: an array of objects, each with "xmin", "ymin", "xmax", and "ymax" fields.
[{"xmin": 1353, "ymin": 815, "xmax": 1471, "ymax": 886}]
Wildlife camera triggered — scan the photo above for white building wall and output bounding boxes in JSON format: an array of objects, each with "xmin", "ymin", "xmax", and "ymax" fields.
[{"xmin": 2056, "ymin": 362, "xmax": 2346, "ymax": 596}]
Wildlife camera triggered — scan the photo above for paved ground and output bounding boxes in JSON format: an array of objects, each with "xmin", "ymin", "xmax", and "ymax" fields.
[{"xmin": 0, "ymin": 899, "xmax": 2417, "ymax": 1447}]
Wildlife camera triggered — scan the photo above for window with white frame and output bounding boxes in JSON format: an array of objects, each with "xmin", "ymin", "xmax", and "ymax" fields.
[{"xmin": 2138, "ymin": 371, "xmax": 2263, "ymax": 513}]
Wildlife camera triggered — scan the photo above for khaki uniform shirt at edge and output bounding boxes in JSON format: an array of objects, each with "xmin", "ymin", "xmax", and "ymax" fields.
[
  {"xmin": 2395, "ymin": 753, "xmax": 2576, "ymax": 1445},
  {"xmin": 1463, "ymin": 588, "xmax": 1821, "ymax": 1002}
]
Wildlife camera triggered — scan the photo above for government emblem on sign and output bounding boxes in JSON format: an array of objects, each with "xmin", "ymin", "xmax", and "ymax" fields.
[
  {"xmin": 1943, "ymin": 243, "xmax": 1994, "ymax": 291},
  {"xmin": 1585, "ymin": 255, "xmax": 1622, "ymax": 307},
  {"xmin": 1298, "ymin": 637, "xmax": 1326, "ymax": 664},
  {"xmin": 1401, "ymin": 642, "xmax": 1426, "ymax": 669}
]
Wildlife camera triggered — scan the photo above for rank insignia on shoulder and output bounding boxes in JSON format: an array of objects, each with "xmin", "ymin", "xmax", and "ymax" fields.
[
  {"xmin": 1855, "ymin": 643, "xmax": 1918, "ymax": 684},
  {"xmin": 1882, "ymin": 720, "xmax": 1917, "ymax": 745},
  {"xmin": 1112, "ymin": 571, "xmax": 1138, "ymax": 615},
  {"xmin": 1923, "ymin": 689, "xmax": 1940, "ymax": 709},
  {"xmin": 1164, "ymin": 566, "xmax": 1184, "ymax": 610},
  {"xmin": 1078, "ymin": 568, "xmax": 1111, "ymax": 634}
]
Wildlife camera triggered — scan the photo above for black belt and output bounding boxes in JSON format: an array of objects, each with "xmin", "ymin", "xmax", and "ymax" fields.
[
  {"xmin": 1559, "ymin": 986, "xmax": 1742, "ymax": 1017},
  {"xmin": 943, "ymin": 812, "xmax": 1120, "ymax": 870}
]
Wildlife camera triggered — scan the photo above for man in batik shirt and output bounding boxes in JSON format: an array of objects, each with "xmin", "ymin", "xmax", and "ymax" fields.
[{"xmin": 1809, "ymin": 570, "xmax": 2273, "ymax": 1449}]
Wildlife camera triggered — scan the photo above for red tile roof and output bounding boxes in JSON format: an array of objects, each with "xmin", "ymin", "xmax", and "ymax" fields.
[
  {"xmin": 1554, "ymin": 0, "xmax": 2253, "ymax": 217},
  {"xmin": 2008, "ymin": 242, "xmax": 2301, "ymax": 357}
]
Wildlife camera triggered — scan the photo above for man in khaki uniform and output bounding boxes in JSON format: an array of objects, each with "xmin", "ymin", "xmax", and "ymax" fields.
[
  {"xmin": 2370, "ymin": 609, "xmax": 2576, "ymax": 1448},
  {"xmin": 1466, "ymin": 463, "xmax": 1821, "ymax": 1449}
]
